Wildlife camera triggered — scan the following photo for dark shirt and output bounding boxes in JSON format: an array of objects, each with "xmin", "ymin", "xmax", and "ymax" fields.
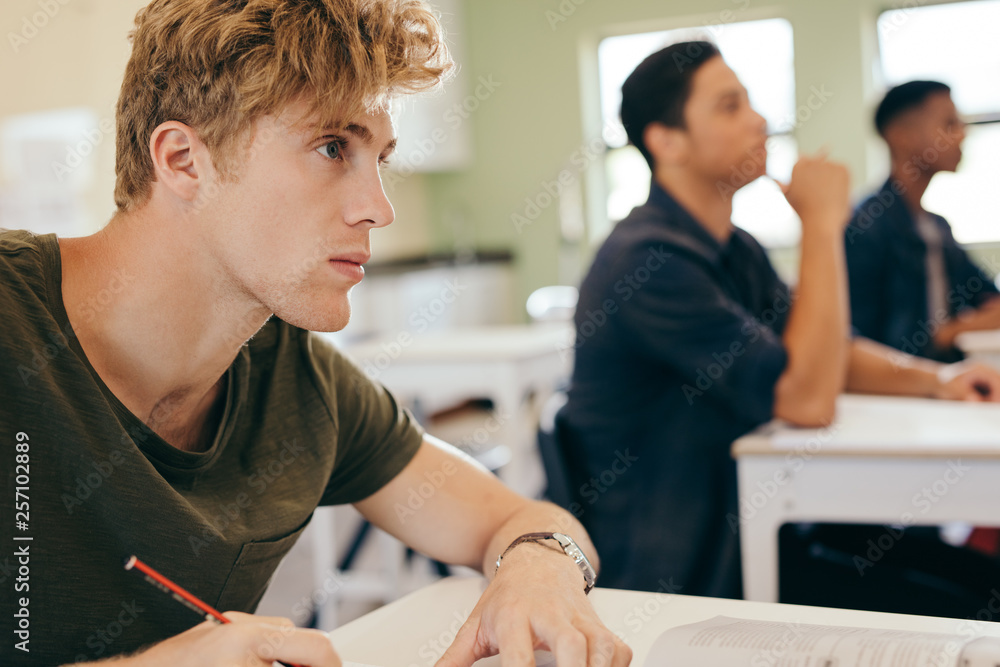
[
  {"xmin": 845, "ymin": 179, "xmax": 999, "ymax": 362},
  {"xmin": 559, "ymin": 181, "xmax": 789, "ymax": 597},
  {"xmin": 0, "ymin": 230, "xmax": 423, "ymax": 665}
]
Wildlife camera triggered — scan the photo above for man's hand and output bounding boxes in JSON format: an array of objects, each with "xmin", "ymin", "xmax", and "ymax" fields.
[
  {"xmin": 75, "ymin": 612, "xmax": 340, "ymax": 667},
  {"xmin": 935, "ymin": 362, "xmax": 1000, "ymax": 402},
  {"xmin": 436, "ymin": 544, "xmax": 631, "ymax": 667},
  {"xmin": 934, "ymin": 299, "xmax": 1000, "ymax": 348},
  {"xmin": 778, "ymin": 152, "xmax": 851, "ymax": 235}
]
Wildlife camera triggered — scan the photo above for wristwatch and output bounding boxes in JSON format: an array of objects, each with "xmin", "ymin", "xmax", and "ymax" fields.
[{"xmin": 494, "ymin": 532, "xmax": 597, "ymax": 594}]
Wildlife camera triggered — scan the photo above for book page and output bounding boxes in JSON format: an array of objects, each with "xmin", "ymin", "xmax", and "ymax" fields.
[{"xmin": 643, "ymin": 616, "xmax": 1000, "ymax": 667}]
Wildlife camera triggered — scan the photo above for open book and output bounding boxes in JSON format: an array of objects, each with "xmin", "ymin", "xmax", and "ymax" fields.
[{"xmin": 643, "ymin": 616, "xmax": 1000, "ymax": 666}]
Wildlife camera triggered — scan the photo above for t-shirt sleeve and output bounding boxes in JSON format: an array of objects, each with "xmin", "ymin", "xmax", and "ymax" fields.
[
  {"xmin": 304, "ymin": 332, "xmax": 425, "ymax": 506},
  {"xmin": 615, "ymin": 242, "xmax": 788, "ymax": 426}
]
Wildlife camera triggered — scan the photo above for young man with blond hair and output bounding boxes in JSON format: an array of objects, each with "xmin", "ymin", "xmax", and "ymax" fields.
[{"xmin": 0, "ymin": 1, "xmax": 629, "ymax": 665}]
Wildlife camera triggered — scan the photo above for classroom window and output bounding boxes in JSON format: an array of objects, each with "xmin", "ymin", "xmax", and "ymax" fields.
[
  {"xmin": 596, "ymin": 18, "xmax": 799, "ymax": 247},
  {"xmin": 877, "ymin": 0, "xmax": 1000, "ymax": 245}
]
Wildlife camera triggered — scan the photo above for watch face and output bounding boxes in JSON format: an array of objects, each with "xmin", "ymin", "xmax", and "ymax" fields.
[{"xmin": 553, "ymin": 533, "xmax": 596, "ymax": 592}]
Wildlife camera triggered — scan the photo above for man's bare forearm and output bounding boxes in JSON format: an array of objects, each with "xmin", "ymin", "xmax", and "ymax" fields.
[
  {"xmin": 846, "ymin": 337, "xmax": 941, "ymax": 396},
  {"xmin": 774, "ymin": 226, "xmax": 851, "ymax": 424}
]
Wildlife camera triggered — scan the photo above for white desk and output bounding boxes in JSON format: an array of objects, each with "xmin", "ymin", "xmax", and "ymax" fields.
[
  {"xmin": 338, "ymin": 324, "xmax": 574, "ymax": 497},
  {"xmin": 328, "ymin": 576, "xmax": 1000, "ymax": 665},
  {"xmin": 956, "ymin": 330, "xmax": 1000, "ymax": 368},
  {"xmin": 733, "ymin": 393, "xmax": 1000, "ymax": 602}
]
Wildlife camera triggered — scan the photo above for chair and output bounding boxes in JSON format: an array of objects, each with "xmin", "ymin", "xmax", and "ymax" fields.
[{"xmin": 536, "ymin": 391, "xmax": 578, "ymax": 508}]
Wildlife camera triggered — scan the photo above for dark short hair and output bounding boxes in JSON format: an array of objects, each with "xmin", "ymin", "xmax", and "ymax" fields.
[
  {"xmin": 620, "ymin": 41, "xmax": 721, "ymax": 167},
  {"xmin": 874, "ymin": 80, "xmax": 951, "ymax": 137}
]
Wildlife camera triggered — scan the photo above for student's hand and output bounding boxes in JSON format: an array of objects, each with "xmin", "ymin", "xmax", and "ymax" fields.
[
  {"xmin": 934, "ymin": 302, "xmax": 1000, "ymax": 348},
  {"xmin": 435, "ymin": 544, "xmax": 632, "ymax": 667},
  {"xmin": 935, "ymin": 362, "xmax": 1000, "ymax": 402},
  {"xmin": 777, "ymin": 152, "xmax": 851, "ymax": 235},
  {"xmin": 76, "ymin": 611, "xmax": 341, "ymax": 667}
]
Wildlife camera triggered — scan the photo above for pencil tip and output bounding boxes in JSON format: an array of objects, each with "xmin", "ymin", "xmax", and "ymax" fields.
[{"xmin": 123, "ymin": 555, "xmax": 136, "ymax": 570}]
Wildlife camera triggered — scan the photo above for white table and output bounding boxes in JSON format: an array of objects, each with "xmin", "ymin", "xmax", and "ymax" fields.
[
  {"xmin": 956, "ymin": 330, "xmax": 1000, "ymax": 368},
  {"xmin": 328, "ymin": 576, "xmax": 1000, "ymax": 665},
  {"xmin": 733, "ymin": 393, "xmax": 1000, "ymax": 602},
  {"xmin": 337, "ymin": 323, "xmax": 575, "ymax": 497}
]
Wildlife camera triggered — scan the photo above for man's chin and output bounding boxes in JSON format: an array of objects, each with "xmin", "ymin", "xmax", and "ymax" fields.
[{"xmin": 275, "ymin": 302, "xmax": 352, "ymax": 333}]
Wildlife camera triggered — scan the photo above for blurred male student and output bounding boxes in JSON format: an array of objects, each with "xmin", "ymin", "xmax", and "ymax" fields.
[
  {"xmin": 557, "ymin": 42, "xmax": 1000, "ymax": 598},
  {"xmin": 846, "ymin": 81, "xmax": 1000, "ymax": 362},
  {"xmin": 0, "ymin": 1, "xmax": 630, "ymax": 666}
]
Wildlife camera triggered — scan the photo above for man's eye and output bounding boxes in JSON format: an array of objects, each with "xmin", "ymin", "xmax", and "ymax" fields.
[{"xmin": 317, "ymin": 140, "xmax": 345, "ymax": 160}]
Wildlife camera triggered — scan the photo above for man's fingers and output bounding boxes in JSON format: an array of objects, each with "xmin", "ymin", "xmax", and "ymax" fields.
[
  {"xmin": 531, "ymin": 616, "xmax": 588, "ymax": 667},
  {"xmin": 495, "ymin": 617, "xmax": 537, "ymax": 667},
  {"xmin": 253, "ymin": 627, "xmax": 341, "ymax": 667},
  {"xmin": 435, "ymin": 614, "xmax": 483, "ymax": 667},
  {"xmin": 580, "ymin": 621, "xmax": 630, "ymax": 667},
  {"xmin": 220, "ymin": 611, "xmax": 294, "ymax": 627}
]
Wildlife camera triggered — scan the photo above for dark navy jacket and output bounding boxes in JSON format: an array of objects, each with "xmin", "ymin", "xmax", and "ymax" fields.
[
  {"xmin": 558, "ymin": 181, "xmax": 789, "ymax": 598},
  {"xmin": 845, "ymin": 179, "xmax": 998, "ymax": 362}
]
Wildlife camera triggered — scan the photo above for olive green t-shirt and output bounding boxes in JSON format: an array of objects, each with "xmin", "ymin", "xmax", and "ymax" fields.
[{"xmin": 0, "ymin": 230, "xmax": 424, "ymax": 665}]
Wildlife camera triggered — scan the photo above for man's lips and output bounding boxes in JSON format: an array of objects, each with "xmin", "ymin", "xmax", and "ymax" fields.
[
  {"xmin": 329, "ymin": 252, "xmax": 370, "ymax": 265},
  {"xmin": 328, "ymin": 252, "xmax": 369, "ymax": 282}
]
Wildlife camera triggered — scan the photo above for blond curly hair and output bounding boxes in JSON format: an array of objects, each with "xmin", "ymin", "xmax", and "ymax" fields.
[{"xmin": 114, "ymin": 0, "xmax": 452, "ymax": 211}]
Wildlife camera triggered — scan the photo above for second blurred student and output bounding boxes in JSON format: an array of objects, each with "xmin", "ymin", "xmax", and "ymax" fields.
[{"xmin": 846, "ymin": 81, "xmax": 1000, "ymax": 362}]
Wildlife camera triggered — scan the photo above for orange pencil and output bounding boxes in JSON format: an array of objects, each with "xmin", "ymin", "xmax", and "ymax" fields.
[{"xmin": 124, "ymin": 555, "xmax": 304, "ymax": 667}]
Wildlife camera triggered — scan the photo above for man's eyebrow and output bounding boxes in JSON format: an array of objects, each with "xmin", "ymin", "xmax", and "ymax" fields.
[
  {"xmin": 344, "ymin": 123, "xmax": 397, "ymax": 154},
  {"xmin": 344, "ymin": 123, "xmax": 374, "ymax": 144}
]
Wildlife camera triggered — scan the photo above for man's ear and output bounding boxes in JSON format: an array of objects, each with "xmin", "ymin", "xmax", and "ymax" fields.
[
  {"xmin": 148, "ymin": 121, "xmax": 213, "ymax": 203},
  {"xmin": 643, "ymin": 122, "xmax": 688, "ymax": 168}
]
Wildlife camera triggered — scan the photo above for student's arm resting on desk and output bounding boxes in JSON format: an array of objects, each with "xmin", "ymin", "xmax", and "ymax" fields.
[
  {"xmin": 354, "ymin": 435, "xmax": 632, "ymax": 667},
  {"xmin": 67, "ymin": 611, "xmax": 341, "ymax": 667},
  {"xmin": 772, "ymin": 155, "xmax": 853, "ymax": 426},
  {"xmin": 846, "ymin": 336, "xmax": 1000, "ymax": 401}
]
